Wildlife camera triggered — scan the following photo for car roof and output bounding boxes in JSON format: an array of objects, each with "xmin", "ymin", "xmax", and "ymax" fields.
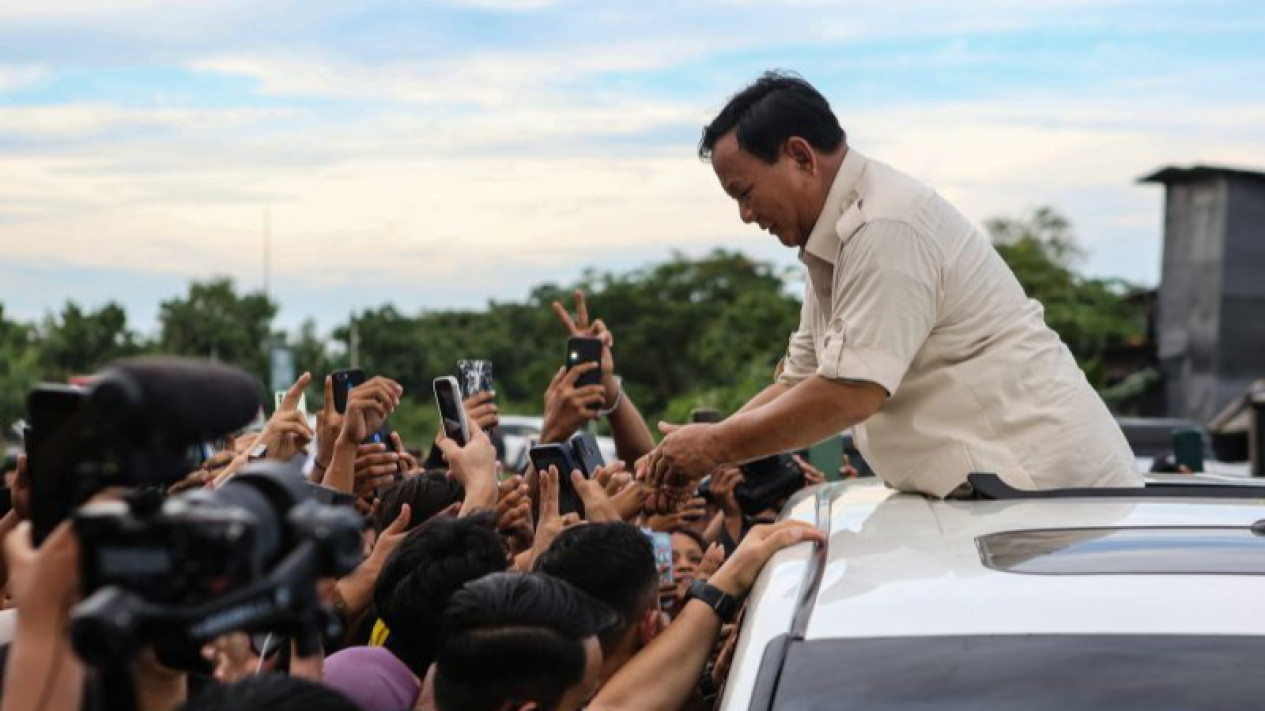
[{"xmin": 721, "ymin": 476, "xmax": 1265, "ymax": 711}]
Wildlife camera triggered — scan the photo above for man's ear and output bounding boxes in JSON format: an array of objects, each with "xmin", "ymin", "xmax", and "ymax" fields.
[
  {"xmin": 783, "ymin": 136, "xmax": 817, "ymax": 174},
  {"xmin": 638, "ymin": 607, "xmax": 662, "ymax": 645}
]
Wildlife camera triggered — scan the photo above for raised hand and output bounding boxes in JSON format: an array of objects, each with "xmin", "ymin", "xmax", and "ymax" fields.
[
  {"xmin": 552, "ymin": 289, "xmax": 619, "ymax": 406},
  {"xmin": 463, "ymin": 390, "xmax": 500, "ymax": 432},
  {"xmin": 540, "ymin": 363, "xmax": 606, "ymax": 443}
]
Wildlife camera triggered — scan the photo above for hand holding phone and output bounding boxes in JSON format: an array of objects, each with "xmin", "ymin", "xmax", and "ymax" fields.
[
  {"xmin": 434, "ymin": 376, "xmax": 472, "ymax": 447},
  {"xmin": 529, "ymin": 444, "xmax": 585, "ymax": 517}
]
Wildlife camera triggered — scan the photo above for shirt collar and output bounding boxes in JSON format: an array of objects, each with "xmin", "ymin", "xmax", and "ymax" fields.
[{"xmin": 801, "ymin": 148, "xmax": 866, "ymax": 266}]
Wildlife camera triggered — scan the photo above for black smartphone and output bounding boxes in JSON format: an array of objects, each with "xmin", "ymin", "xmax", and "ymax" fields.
[
  {"xmin": 569, "ymin": 432, "xmax": 605, "ymax": 478},
  {"xmin": 529, "ymin": 443, "xmax": 585, "ymax": 517},
  {"xmin": 26, "ymin": 385, "xmax": 88, "ymax": 544},
  {"xmin": 434, "ymin": 376, "xmax": 471, "ymax": 447},
  {"xmin": 330, "ymin": 368, "xmax": 365, "ymax": 414},
  {"xmin": 565, "ymin": 337, "xmax": 603, "ymax": 400},
  {"xmin": 690, "ymin": 408, "xmax": 722, "ymax": 424},
  {"xmin": 1172, "ymin": 429, "xmax": 1205, "ymax": 473},
  {"xmin": 457, "ymin": 359, "xmax": 494, "ymax": 399},
  {"xmin": 332, "ymin": 368, "xmax": 390, "ymax": 444}
]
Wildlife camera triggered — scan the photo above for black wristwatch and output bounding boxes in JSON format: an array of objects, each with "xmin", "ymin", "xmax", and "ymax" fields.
[{"xmin": 685, "ymin": 580, "xmax": 740, "ymax": 624}]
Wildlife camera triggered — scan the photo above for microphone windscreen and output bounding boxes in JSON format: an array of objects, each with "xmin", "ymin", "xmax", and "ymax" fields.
[{"xmin": 90, "ymin": 357, "xmax": 262, "ymax": 444}]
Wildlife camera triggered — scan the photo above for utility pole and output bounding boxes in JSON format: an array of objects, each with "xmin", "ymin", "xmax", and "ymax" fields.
[
  {"xmin": 262, "ymin": 206, "xmax": 272, "ymax": 296},
  {"xmin": 349, "ymin": 312, "xmax": 360, "ymax": 369}
]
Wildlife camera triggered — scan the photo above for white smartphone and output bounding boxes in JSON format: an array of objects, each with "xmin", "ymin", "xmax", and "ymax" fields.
[{"xmin": 433, "ymin": 375, "xmax": 471, "ymax": 446}]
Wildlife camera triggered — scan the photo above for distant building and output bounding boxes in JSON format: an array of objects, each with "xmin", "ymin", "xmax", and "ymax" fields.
[{"xmin": 1140, "ymin": 164, "xmax": 1265, "ymax": 424}]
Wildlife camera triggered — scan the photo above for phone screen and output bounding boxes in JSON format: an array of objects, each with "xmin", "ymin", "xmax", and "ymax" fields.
[{"xmin": 434, "ymin": 376, "xmax": 469, "ymax": 446}]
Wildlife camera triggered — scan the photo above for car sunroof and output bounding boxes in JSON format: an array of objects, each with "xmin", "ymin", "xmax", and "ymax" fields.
[{"xmin": 978, "ymin": 527, "xmax": 1265, "ymax": 575}]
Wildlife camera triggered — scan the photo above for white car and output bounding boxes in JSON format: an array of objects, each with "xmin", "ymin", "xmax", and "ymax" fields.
[
  {"xmin": 721, "ymin": 472, "xmax": 1265, "ymax": 710},
  {"xmin": 496, "ymin": 415, "xmax": 618, "ymax": 472}
]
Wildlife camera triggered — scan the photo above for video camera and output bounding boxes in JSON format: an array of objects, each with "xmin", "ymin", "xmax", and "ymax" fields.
[{"xmin": 23, "ymin": 357, "xmax": 363, "ymax": 709}]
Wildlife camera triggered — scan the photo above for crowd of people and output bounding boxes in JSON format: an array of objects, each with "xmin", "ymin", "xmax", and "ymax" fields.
[{"xmin": 0, "ymin": 290, "xmax": 830, "ymax": 711}]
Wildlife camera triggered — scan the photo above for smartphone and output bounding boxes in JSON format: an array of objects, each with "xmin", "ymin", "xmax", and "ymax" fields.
[
  {"xmin": 569, "ymin": 432, "xmax": 605, "ymax": 478},
  {"xmin": 26, "ymin": 385, "xmax": 88, "ymax": 544},
  {"xmin": 330, "ymin": 368, "xmax": 365, "ymax": 414},
  {"xmin": 565, "ymin": 337, "xmax": 604, "ymax": 400},
  {"xmin": 690, "ymin": 408, "xmax": 722, "ymax": 424},
  {"xmin": 647, "ymin": 530, "xmax": 674, "ymax": 586},
  {"xmin": 529, "ymin": 443, "xmax": 585, "ymax": 518},
  {"xmin": 1172, "ymin": 429, "xmax": 1205, "ymax": 473},
  {"xmin": 434, "ymin": 376, "xmax": 471, "ymax": 447},
  {"xmin": 332, "ymin": 368, "xmax": 388, "ymax": 444},
  {"xmin": 457, "ymin": 359, "xmax": 494, "ymax": 399}
]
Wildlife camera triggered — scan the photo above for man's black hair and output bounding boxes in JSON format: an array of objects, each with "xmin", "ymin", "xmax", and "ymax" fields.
[
  {"xmin": 375, "ymin": 471, "xmax": 464, "ymax": 534},
  {"xmin": 435, "ymin": 572, "xmax": 618, "ymax": 711},
  {"xmin": 533, "ymin": 523, "xmax": 657, "ymax": 652},
  {"xmin": 373, "ymin": 511, "xmax": 507, "ymax": 676},
  {"xmin": 177, "ymin": 674, "xmax": 358, "ymax": 711},
  {"xmin": 699, "ymin": 70, "xmax": 845, "ymax": 164}
]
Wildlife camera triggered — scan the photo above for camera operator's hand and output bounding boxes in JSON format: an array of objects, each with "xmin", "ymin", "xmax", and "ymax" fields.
[
  {"xmin": 553, "ymin": 289, "xmax": 619, "ymax": 406},
  {"xmin": 463, "ymin": 390, "xmax": 500, "ymax": 432},
  {"xmin": 540, "ymin": 363, "xmax": 605, "ymax": 443},
  {"xmin": 707, "ymin": 520, "xmax": 825, "ymax": 598},
  {"xmin": 436, "ymin": 423, "xmax": 498, "ymax": 515},
  {"xmin": 2, "ymin": 520, "xmax": 85, "ymax": 711}
]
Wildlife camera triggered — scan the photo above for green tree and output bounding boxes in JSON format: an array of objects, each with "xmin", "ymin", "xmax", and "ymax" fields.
[
  {"xmin": 158, "ymin": 278, "xmax": 278, "ymax": 385},
  {"xmin": 987, "ymin": 206, "xmax": 1143, "ymax": 387},
  {"xmin": 0, "ymin": 305, "xmax": 41, "ymax": 433},
  {"xmin": 38, "ymin": 302, "xmax": 145, "ymax": 381}
]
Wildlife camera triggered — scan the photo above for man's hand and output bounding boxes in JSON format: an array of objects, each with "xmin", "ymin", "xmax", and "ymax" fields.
[
  {"xmin": 793, "ymin": 454, "xmax": 827, "ymax": 487},
  {"xmin": 571, "ymin": 467, "xmax": 620, "ymax": 523},
  {"xmin": 645, "ymin": 496, "xmax": 710, "ymax": 532},
  {"xmin": 339, "ymin": 377, "xmax": 403, "ymax": 445},
  {"xmin": 314, "ymin": 375, "xmax": 344, "ymax": 473},
  {"xmin": 496, "ymin": 476, "xmax": 535, "ymax": 553},
  {"xmin": 463, "ymin": 390, "xmax": 500, "ymax": 432},
  {"xmin": 353, "ymin": 443, "xmax": 399, "ymax": 496},
  {"xmin": 707, "ymin": 520, "xmax": 825, "ymax": 597},
  {"xmin": 254, "ymin": 372, "xmax": 314, "ymax": 462},
  {"xmin": 390, "ymin": 432, "xmax": 421, "ymax": 476},
  {"xmin": 638, "ymin": 422, "xmax": 725, "ymax": 512},
  {"xmin": 540, "ymin": 363, "xmax": 605, "ymax": 443},
  {"xmin": 527, "ymin": 466, "xmax": 567, "ymax": 566},
  {"xmin": 436, "ymin": 423, "xmax": 499, "ymax": 515},
  {"xmin": 4, "ymin": 520, "xmax": 79, "ymax": 616},
  {"xmin": 552, "ymin": 289, "xmax": 619, "ymax": 407},
  {"xmin": 709, "ymin": 466, "xmax": 744, "ymax": 517}
]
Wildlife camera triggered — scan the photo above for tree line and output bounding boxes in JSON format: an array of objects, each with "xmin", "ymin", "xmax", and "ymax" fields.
[{"xmin": 0, "ymin": 207, "xmax": 1146, "ymax": 445}]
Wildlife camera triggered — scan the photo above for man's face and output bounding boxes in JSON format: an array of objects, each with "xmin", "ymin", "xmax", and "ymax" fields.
[
  {"xmin": 555, "ymin": 636, "xmax": 604, "ymax": 711},
  {"xmin": 710, "ymin": 131, "xmax": 815, "ymax": 248}
]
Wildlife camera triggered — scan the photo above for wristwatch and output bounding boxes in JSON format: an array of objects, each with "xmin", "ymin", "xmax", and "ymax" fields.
[{"xmin": 685, "ymin": 579, "xmax": 740, "ymax": 624}]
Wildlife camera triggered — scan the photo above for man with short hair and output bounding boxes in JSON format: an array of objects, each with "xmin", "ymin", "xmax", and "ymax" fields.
[
  {"xmin": 432, "ymin": 572, "xmax": 617, "ymax": 711},
  {"xmin": 644, "ymin": 71, "xmax": 1140, "ymax": 499},
  {"xmin": 533, "ymin": 523, "xmax": 661, "ymax": 682}
]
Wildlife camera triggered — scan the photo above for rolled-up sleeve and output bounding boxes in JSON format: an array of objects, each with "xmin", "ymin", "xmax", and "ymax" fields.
[
  {"xmin": 777, "ymin": 281, "xmax": 820, "ymax": 388},
  {"xmin": 817, "ymin": 219, "xmax": 940, "ymax": 395}
]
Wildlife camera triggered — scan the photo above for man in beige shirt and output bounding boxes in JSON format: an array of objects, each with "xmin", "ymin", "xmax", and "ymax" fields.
[{"xmin": 642, "ymin": 71, "xmax": 1140, "ymax": 499}]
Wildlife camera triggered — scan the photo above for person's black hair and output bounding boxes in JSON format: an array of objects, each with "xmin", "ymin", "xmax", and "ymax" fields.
[
  {"xmin": 435, "ymin": 572, "xmax": 618, "ymax": 711},
  {"xmin": 533, "ymin": 523, "xmax": 657, "ymax": 652},
  {"xmin": 176, "ymin": 674, "xmax": 358, "ymax": 711},
  {"xmin": 699, "ymin": 70, "xmax": 845, "ymax": 164},
  {"xmin": 669, "ymin": 526, "xmax": 707, "ymax": 554},
  {"xmin": 373, "ymin": 511, "xmax": 507, "ymax": 676},
  {"xmin": 375, "ymin": 471, "xmax": 465, "ymax": 533}
]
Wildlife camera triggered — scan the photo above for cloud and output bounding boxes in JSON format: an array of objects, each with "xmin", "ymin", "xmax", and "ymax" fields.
[{"xmin": 0, "ymin": 64, "xmax": 47, "ymax": 92}]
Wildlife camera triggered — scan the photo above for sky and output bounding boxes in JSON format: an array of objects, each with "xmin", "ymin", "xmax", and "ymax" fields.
[{"xmin": 0, "ymin": 0, "xmax": 1263, "ymax": 335}]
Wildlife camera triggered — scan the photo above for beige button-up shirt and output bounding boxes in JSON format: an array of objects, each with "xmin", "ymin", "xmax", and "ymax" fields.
[{"xmin": 779, "ymin": 149, "xmax": 1140, "ymax": 497}]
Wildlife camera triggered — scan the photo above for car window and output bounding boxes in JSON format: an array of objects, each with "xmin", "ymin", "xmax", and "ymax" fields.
[
  {"xmin": 769, "ymin": 635, "xmax": 1265, "ymax": 710},
  {"xmin": 978, "ymin": 526, "xmax": 1265, "ymax": 574}
]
